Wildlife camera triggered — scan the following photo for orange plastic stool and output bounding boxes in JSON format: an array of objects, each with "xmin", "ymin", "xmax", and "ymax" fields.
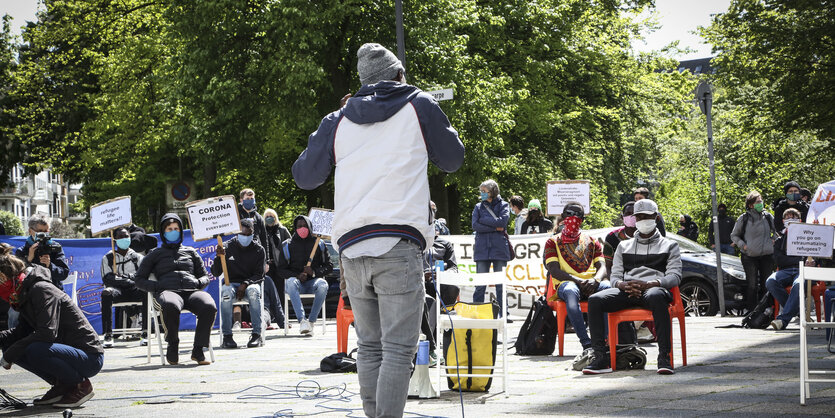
[
  {"xmin": 336, "ymin": 297, "xmax": 354, "ymax": 353},
  {"xmin": 607, "ymin": 286, "xmax": 687, "ymax": 371}
]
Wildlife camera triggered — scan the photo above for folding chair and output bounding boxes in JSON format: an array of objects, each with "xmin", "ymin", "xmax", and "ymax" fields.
[
  {"xmin": 216, "ymin": 275, "xmax": 266, "ymax": 345},
  {"xmin": 61, "ymin": 272, "xmax": 78, "ymax": 305},
  {"xmin": 799, "ymin": 263, "xmax": 835, "ymax": 405},
  {"xmin": 111, "ymin": 300, "xmax": 145, "ymax": 339}
]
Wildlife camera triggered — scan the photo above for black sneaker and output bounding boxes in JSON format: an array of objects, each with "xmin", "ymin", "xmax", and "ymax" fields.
[
  {"xmin": 657, "ymin": 354, "xmax": 675, "ymax": 375},
  {"xmin": 222, "ymin": 334, "xmax": 238, "ymax": 349},
  {"xmin": 33, "ymin": 383, "xmax": 72, "ymax": 405},
  {"xmin": 582, "ymin": 352, "xmax": 612, "ymax": 375},
  {"xmin": 166, "ymin": 344, "xmax": 178, "ymax": 365},
  {"xmin": 247, "ymin": 333, "xmax": 263, "ymax": 348},
  {"xmin": 191, "ymin": 347, "xmax": 210, "ymax": 365}
]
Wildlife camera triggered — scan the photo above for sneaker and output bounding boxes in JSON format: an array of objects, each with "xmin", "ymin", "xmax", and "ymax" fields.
[
  {"xmin": 429, "ymin": 350, "xmax": 439, "ymax": 367},
  {"xmin": 222, "ymin": 334, "xmax": 238, "ymax": 349},
  {"xmin": 33, "ymin": 383, "xmax": 72, "ymax": 405},
  {"xmin": 300, "ymin": 319, "xmax": 312, "ymax": 335},
  {"xmin": 102, "ymin": 334, "xmax": 114, "ymax": 348},
  {"xmin": 637, "ymin": 326, "xmax": 655, "ymax": 343},
  {"xmin": 572, "ymin": 347, "xmax": 595, "ymax": 371},
  {"xmin": 770, "ymin": 319, "xmax": 785, "ymax": 330},
  {"xmin": 140, "ymin": 338, "xmax": 148, "ymax": 347},
  {"xmin": 231, "ymin": 321, "xmax": 241, "ymax": 331},
  {"xmin": 191, "ymin": 347, "xmax": 211, "ymax": 365},
  {"xmin": 166, "ymin": 344, "xmax": 178, "ymax": 365},
  {"xmin": 657, "ymin": 354, "xmax": 675, "ymax": 375},
  {"xmin": 247, "ymin": 333, "xmax": 264, "ymax": 348},
  {"xmin": 53, "ymin": 379, "xmax": 94, "ymax": 408},
  {"xmin": 582, "ymin": 352, "xmax": 612, "ymax": 375},
  {"xmin": 242, "ymin": 322, "xmax": 252, "ymax": 329}
]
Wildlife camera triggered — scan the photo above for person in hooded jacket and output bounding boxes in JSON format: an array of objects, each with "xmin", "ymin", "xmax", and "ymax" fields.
[
  {"xmin": 520, "ymin": 199, "xmax": 554, "ymax": 235},
  {"xmin": 262, "ymin": 208, "xmax": 291, "ymax": 327},
  {"xmin": 676, "ymin": 214, "xmax": 699, "ymax": 242},
  {"xmin": 765, "ymin": 208, "xmax": 815, "ymax": 330},
  {"xmin": 99, "ymin": 227, "xmax": 147, "ymax": 348},
  {"xmin": 773, "ymin": 181, "xmax": 810, "ymax": 231},
  {"xmin": 275, "ymin": 215, "xmax": 333, "ymax": 336},
  {"xmin": 0, "ymin": 244, "xmax": 104, "ymax": 408},
  {"xmin": 472, "ymin": 179, "xmax": 513, "ymax": 318},
  {"xmin": 134, "ymin": 213, "xmax": 216, "ymax": 365}
]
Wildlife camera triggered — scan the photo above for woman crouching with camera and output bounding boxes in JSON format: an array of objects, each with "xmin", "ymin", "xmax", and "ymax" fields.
[{"xmin": 0, "ymin": 243, "xmax": 103, "ymax": 408}]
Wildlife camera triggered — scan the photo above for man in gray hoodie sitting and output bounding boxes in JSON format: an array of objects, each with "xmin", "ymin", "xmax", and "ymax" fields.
[{"xmin": 583, "ymin": 199, "xmax": 682, "ymax": 375}]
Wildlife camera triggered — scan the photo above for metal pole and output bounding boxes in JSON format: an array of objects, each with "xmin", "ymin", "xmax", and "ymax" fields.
[
  {"xmin": 699, "ymin": 82, "xmax": 726, "ymax": 316},
  {"xmin": 395, "ymin": 0, "xmax": 406, "ymax": 69}
]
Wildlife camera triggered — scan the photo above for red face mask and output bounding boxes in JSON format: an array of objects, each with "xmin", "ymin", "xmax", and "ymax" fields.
[
  {"xmin": 0, "ymin": 272, "xmax": 25, "ymax": 309},
  {"xmin": 297, "ymin": 227, "xmax": 310, "ymax": 239},
  {"xmin": 561, "ymin": 216, "xmax": 583, "ymax": 243}
]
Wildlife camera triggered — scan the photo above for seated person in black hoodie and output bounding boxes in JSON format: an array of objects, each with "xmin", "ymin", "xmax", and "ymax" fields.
[
  {"xmin": 134, "ymin": 213, "xmax": 216, "ymax": 365},
  {"xmin": 765, "ymin": 208, "xmax": 814, "ymax": 330},
  {"xmin": 275, "ymin": 215, "xmax": 333, "ymax": 336},
  {"xmin": 100, "ymin": 227, "xmax": 147, "ymax": 348},
  {"xmin": 520, "ymin": 199, "xmax": 554, "ymax": 234},
  {"xmin": 0, "ymin": 244, "xmax": 104, "ymax": 408},
  {"xmin": 213, "ymin": 218, "xmax": 266, "ymax": 349}
]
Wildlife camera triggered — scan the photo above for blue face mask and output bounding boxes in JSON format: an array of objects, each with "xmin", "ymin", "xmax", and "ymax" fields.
[
  {"xmin": 115, "ymin": 237, "xmax": 131, "ymax": 250},
  {"xmin": 480, "ymin": 192, "xmax": 489, "ymax": 201},
  {"xmin": 164, "ymin": 230, "xmax": 181, "ymax": 243},
  {"xmin": 786, "ymin": 192, "xmax": 801, "ymax": 201},
  {"xmin": 242, "ymin": 199, "xmax": 256, "ymax": 211},
  {"xmin": 237, "ymin": 234, "xmax": 253, "ymax": 247}
]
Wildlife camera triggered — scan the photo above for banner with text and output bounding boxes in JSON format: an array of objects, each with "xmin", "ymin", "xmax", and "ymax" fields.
[
  {"xmin": 786, "ymin": 223, "xmax": 835, "ymax": 258},
  {"xmin": 546, "ymin": 180, "xmax": 591, "ymax": 216},
  {"xmin": 90, "ymin": 196, "xmax": 132, "ymax": 236}
]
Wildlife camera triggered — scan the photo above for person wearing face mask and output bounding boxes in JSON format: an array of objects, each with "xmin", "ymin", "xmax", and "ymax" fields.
[
  {"xmin": 603, "ymin": 202, "xmax": 645, "ymax": 343},
  {"xmin": 773, "ymin": 181, "xmax": 810, "ymax": 232},
  {"xmin": 676, "ymin": 214, "xmax": 699, "ymax": 242},
  {"xmin": 275, "ymin": 215, "xmax": 333, "ymax": 336},
  {"xmin": 99, "ymin": 227, "xmax": 147, "ymax": 348},
  {"xmin": 708, "ymin": 203, "xmax": 736, "ymax": 255},
  {"xmin": 237, "ymin": 188, "xmax": 268, "ymax": 249},
  {"xmin": 765, "ymin": 208, "xmax": 815, "ymax": 330},
  {"xmin": 262, "ymin": 208, "xmax": 290, "ymax": 328},
  {"xmin": 509, "ymin": 195, "xmax": 528, "ymax": 235},
  {"xmin": 731, "ymin": 191, "xmax": 777, "ymax": 312},
  {"xmin": 0, "ymin": 243, "xmax": 103, "ymax": 408},
  {"xmin": 520, "ymin": 199, "xmax": 554, "ymax": 235},
  {"xmin": 134, "ymin": 213, "xmax": 216, "ymax": 365},
  {"xmin": 633, "ymin": 187, "xmax": 666, "ymax": 237},
  {"xmin": 584, "ymin": 199, "xmax": 682, "ymax": 375},
  {"xmin": 472, "ymin": 179, "xmax": 513, "ymax": 318},
  {"xmin": 212, "ymin": 218, "xmax": 266, "ymax": 348}
]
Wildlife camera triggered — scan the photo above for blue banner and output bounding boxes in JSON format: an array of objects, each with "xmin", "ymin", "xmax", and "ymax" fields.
[{"xmin": 0, "ymin": 231, "xmax": 229, "ymax": 333}]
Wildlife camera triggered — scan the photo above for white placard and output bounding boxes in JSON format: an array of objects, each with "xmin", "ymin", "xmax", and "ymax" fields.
[
  {"xmin": 786, "ymin": 223, "xmax": 835, "ymax": 258},
  {"xmin": 185, "ymin": 195, "xmax": 241, "ymax": 241},
  {"xmin": 308, "ymin": 207, "xmax": 334, "ymax": 238},
  {"xmin": 90, "ymin": 196, "xmax": 132, "ymax": 236},
  {"xmin": 546, "ymin": 180, "xmax": 591, "ymax": 216},
  {"xmin": 426, "ymin": 88, "xmax": 454, "ymax": 101}
]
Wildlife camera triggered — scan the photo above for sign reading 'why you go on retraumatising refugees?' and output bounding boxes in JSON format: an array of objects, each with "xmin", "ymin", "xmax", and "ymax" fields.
[
  {"xmin": 786, "ymin": 222, "xmax": 835, "ymax": 258},
  {"xmin": 90, "ymin": 196, "xmax": 133, "ymax": 236},
  {"xmin": 186, "ymin": 195, "xmax": 242, "ymax": 242}
]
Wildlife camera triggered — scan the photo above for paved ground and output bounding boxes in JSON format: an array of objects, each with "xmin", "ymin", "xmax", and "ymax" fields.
[{"xmin": 1, "ymin": 316, "xmax": 834, "ymax": 417}]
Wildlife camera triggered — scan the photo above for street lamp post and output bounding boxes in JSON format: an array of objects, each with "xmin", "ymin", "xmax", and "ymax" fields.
[
  {"xmin": 697, "ymin": 81, "xmax": 726, "ymax": 317},
  {"xmin": 395, "ymin": 0, "xmax": 405, "ymax": 68}
]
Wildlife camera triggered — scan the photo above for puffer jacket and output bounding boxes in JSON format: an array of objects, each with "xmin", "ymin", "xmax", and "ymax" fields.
[
  {"xmin": 472, "ymin": 196, "xmax": 512, "ymax": 261},
  {"xmin": 134, "ymin": 213, "xmax": 210, "ymax": 294}
]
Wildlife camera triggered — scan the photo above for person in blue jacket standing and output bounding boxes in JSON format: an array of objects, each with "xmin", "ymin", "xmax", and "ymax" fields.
[{"xmin": 471, "ymin": 179, "xmax": 513, "ymax": 319}]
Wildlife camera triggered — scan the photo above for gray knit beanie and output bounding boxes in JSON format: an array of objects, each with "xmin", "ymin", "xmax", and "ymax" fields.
[{"xmin": 357, "ymin": 43, "xmax": 404, "ymax": 86}]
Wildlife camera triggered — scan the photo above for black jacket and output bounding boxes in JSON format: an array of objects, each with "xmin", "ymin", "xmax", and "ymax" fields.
[
  {"xmin": 520, "ymin": 217, "xmax": 554, "ymax": 235},
  {"xmin": 707, "ymin": 214, "xmax": 735, "ymax": 245},
  {"xmin": 275, "ymin": 215, "xmax": 333, "ymax": 280},
  {"xmin": 676, "ymin": 215, "xmax": 699, "ymax": 241},
  {"xmin": 101, "ymin": 249, "xmax": 143, "ymax": 289},
  {"xmin": 211, "ymin": 237, "xmax": 266, "ymax": 285},
  {"xmin": 265, "ymin": 224, "xmax": 291, "ymax": 266},
  {"xmin": 423, "ymin": 236, "xmax": 459, "ymax": 273},
  {"xmin": 0, "ymin": 266, "xmax": 103, "ymax": 363},
  {"xmin": 772, "ymin": 233, "xmax": 803, "ymax": 270},
  {"xmin": 774, "ymin": 199, "xmax": 809, "ymax": 231},
  {"xmin": 134, "ymin": 213, "xmax": 210, "ymax": 294},
  {"xmin": 238, "ymin": 203, "xmax": 268, "ymax": 250},
  {"xmin": 15, "ymin": 238, "xmax": 70, "ymax": 288}
]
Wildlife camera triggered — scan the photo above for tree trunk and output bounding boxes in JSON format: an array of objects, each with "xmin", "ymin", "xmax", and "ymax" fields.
[
  {"xmin": 203, "ymin": 160, "xmax": 217, "ymax": 198},
  {"xmin": 447, "ymin": 184, "xmax": 462, "ymax": 234}
]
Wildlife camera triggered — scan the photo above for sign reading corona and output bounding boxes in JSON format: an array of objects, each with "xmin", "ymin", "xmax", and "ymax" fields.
[{"xmin": 185, "ymin": 195, "xmax": 242, "ymax": 241}]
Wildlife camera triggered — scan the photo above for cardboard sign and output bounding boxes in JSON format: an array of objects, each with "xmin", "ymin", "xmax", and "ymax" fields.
[
  {"xmin": 308, "ymin": 207, "xmax": 334, "ymax": 238},
  {"xmin": 546, "ymin": 180, "xmax": 590, "ymax": 216},
  {"xmin": 185, "ymin": 195, "xmax": 242, "ymax": 241},
  {"xmin": 90, "ymin": 196, "xmax": 132, "ymax": 236},
  {"xmin": 786, "ymin": 223, "xmax": 835, "ymax": 258}
]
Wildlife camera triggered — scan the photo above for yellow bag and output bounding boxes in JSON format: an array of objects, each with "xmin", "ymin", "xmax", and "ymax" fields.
[{"xmin": 443, "ymin": 301, "xmax": 498, "ymax": 391}]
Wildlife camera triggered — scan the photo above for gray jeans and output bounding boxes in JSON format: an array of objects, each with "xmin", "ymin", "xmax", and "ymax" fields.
[{"xmin": 343, "ymin": 240, "xmax": 425, "ymax": 418}]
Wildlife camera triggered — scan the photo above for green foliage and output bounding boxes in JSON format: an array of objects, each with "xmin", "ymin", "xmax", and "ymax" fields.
[{"xmin": 0, "ymin": 210, "xmax": 23, "ymax": 236}]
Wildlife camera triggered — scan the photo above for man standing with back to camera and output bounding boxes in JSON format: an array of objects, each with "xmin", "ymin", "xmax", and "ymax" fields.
[{"xmin": 293, "ymin": 43, "xmax": 464, "ymax": 418}]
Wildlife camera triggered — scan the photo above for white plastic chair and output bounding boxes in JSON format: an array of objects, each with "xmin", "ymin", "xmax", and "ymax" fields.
[
  {"xmin": 61, "ymin": 272, "xmax": 77, "ymax": 305},
  {"xmin": 799, "ymin": 263, "xmax": 835, "ymax": 404},
  {"xmin": 216, "ymin": 275, "xmax": 266, "ymax": 345},
  {"xmin": 110, "ymin": 300, "xmax": 144, "ymax": 339},
  {"xmin": 284, "ymin": 287, "xmax": 327, "ymax": 335},
  {"xmin": 436, "ymin": 269, "xmax": 509, "ymax": 395},
  {"xmin": 146, "ymin": 274, "xmax": 216, "ymax": 365}
]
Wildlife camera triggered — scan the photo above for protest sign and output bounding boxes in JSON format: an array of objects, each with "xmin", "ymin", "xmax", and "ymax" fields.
[
  {"xmin": 90, "ymin": 196, "xmax": 132, "ymax": 236},
  {"xmin": 786, "ymin": 223, "xmax": 835, "ymax": 258},
  {"xmin": 186, "ymin": 195, "xmax": 241, "ymax": 285},
  {"xmin": 808, "ymin": 180, "xmax": 835, "ymax": 225},
  {"xmin": 546, "ymin": 180, "xmax": 590, "ymax": 216},
  {"xmin": 308, "ymin": 207, "xmax": 334, "ymax": 238}
]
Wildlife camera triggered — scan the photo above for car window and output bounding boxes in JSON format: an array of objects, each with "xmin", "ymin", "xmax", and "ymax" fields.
[{"xmin": 667, "ymin": 234, "xmax": 709, "ymax": 254}]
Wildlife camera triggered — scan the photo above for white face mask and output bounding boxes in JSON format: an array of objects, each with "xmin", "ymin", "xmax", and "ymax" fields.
[{"xmin": 635, "ymin": 219, "xmax": 656, "ymax": 235}]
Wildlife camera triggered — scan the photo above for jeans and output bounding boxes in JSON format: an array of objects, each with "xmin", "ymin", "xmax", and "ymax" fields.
[
  {"xmin": 588, "ymin": 287, "xmax": 673, "ymax": 356},
  {"xmin": 343, "ymin": 240, "xmax": 424, "ymax": 418},
  {"xmin": 7, "ymin": 308, "xmax": 19, "ymax": 329},
  {"xmin": 263, "ymin": 275, "xmax": 285, "ymax": 325},
  {"xmin": 286, "ymin": 277, "xmax": 328, "ymax": 323},
  {"xmin": 221, "ymin": 283, "xmax": 262, "ymax": 335},
  {"xmin": 473, "ymin": 260, "xmax": 508, "ymax": 315},
  {"xmin": 12, "ymin": 342, "xmax": 103, "ymax": 385},
  {"xmin": 719, "ymin": 244, "xmax": 735, "ymax": 255},
  {"xmin": 765, "ymin": 268, "xmax": 802, "ymax": 323},
  {"xmin": 100, "ymin": 287, "xmax": 147, "ymax": 335},
  {"xmin": 558, "ymin": 280, "xmax": 610, "ymax": 348},
  {"xmin": 156, "ymin": 290, "xmax": 217, "ymax": 348},
  {"xmin": 741, "ymin": 254, "xmax": 774, "ymax": 311}
]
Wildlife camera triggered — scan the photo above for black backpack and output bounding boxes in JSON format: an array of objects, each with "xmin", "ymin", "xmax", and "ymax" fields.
[
  {"xmin": 320, "ymin": 350, "xmax": 357, "ymax": 373},
  {"xmin": 742, "ymin": 292, "xmax": 774, "ymax": 329},
  {"xmin": 514, "ymin": 296, "xmax": 557, "ymax": 355}
]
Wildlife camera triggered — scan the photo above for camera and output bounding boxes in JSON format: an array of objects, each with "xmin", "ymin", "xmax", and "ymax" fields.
[{"xmin": 33, "ymin": 232, "xmax": 59, "ymax": 258}]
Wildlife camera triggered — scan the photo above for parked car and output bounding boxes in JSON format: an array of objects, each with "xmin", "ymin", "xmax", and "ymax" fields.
[{"xmin": 587, "ymin": 228, "xmax": 748, "ymax": 316}]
